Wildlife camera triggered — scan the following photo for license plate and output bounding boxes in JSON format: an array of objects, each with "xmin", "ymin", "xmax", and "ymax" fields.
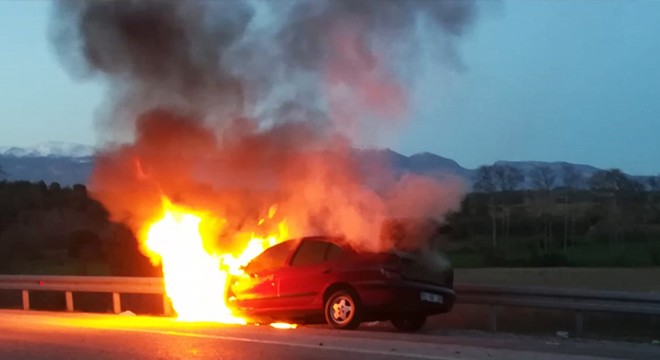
[{"xmin": 420, "ymin": 292, "xmax": 443, "ymax": 304}]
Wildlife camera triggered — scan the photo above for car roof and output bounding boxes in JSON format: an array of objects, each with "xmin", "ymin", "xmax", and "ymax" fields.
[
  {"xmin": 276, "ymin": 235, "xmax": 351, "ymax": 249},
  {"xmin": 298, "ymin": 235, "xmax": 344, "ymax": 243},
  {"xmin": 295, "ymin": 235, "xmax": 365, "ymax": 253}
]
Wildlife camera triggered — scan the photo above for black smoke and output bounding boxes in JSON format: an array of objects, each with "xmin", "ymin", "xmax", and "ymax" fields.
[
  {"xmin": 49, "ymin": 0, "xmax": 477, "ymax": 252},
  {"xmin": 50, "ymin": 0, "xmax": 477, "ymax": 132}
]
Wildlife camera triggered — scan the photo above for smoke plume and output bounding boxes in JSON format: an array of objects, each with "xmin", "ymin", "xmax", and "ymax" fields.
[{"xmin": 51, "ymin": 0, "xmax": 475, "ymax": 252}]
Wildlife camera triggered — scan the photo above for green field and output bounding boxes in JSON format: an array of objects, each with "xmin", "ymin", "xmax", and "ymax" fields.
[{"xmin": 456, "ymin": 267, "xmax": 660, "ymax": 292}]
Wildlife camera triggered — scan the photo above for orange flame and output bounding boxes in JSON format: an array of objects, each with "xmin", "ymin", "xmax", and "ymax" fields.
[
  {"xmin": 141, "ymin": 197, "xmax": 294, "ymax": 327},
  {"xmin": 270, "ymin": 322, "xmax": 298, "ymax": 330}
]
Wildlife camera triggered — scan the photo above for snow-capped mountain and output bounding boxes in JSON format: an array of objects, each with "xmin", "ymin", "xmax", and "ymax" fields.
[
  {"xmin": 0, "ymin": 141, "xmax": 95, "ymax": 158},
  {"xmin": 0, "ymin": 143, "xmax": 479, "ymax": 186},
  {"xmin": 0, "ymin": 141, "xmax": 654, "ymax": 188},
  {"xmin": 0, "ymin": 142, "xmax": 95, "ymax": 185}
]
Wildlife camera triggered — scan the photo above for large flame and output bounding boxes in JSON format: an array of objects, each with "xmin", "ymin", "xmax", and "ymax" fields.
[{"xmin": 142, "ymin": 197, "xmax": 290, "ymax": 325}]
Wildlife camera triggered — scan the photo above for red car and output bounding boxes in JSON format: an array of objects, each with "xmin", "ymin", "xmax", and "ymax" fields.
[{"xmin": 227, "ymin": 236, "xmax": 456, "ymax": 331}]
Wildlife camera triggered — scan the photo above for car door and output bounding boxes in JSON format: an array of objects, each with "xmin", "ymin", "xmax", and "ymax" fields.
[
  {"xmin": 230, "ymin": 240, "xmax": 297, "ymax": 312},
  {"xmin": 277, "ymin": 239, "xmax": 345, "ymax": 310}
]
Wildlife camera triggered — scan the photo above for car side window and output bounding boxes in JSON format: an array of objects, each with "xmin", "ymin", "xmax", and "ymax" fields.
[
  {"xmin": 324, "ymin": 243, "xmax": 344, "ymax": 261},
  {"xmin": 245, "ymin": 240, "xmax": 297, "ymax": 273},
  {"xmin": 290, "ymin": 240, "xmax": 329, "ymax": 266}
]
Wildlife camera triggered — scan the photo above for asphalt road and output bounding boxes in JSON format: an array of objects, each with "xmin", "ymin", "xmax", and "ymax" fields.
[{"xmin": 0, "ymin": 310, "xmax": 658, "ymax": 360}]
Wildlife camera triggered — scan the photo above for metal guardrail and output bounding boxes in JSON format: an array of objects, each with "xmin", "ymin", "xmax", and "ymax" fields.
[
  {"xmin": 0, "ymin": 275, "xmax": 167, "ymax": 315},
  {"xmin": 1, "ymin": 275, "xmax": 659, "ymax": 336},
  {"xmin": 455, "ymin": 284, "xmax": 660, "ymax": 336}
]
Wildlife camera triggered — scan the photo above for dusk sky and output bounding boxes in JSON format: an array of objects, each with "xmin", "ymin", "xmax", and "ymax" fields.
[{"xmin": 0, "ymin": 1, "xmax": 659, "ymax": 175}]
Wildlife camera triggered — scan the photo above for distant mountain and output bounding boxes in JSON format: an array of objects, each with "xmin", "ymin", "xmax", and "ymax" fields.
[
  {"xmin": 0, "ymin": 142, "xmax": 654, "ymax": 189},
  {"xmin": 494, "ymin": 160, "xmax": 600, "ymax": 177},
  {"xmin": 355, "ymin": 148, "xmax": 472, "ymax": 177},
  {"xmin": 493, "ymin": 160, "xmax": 600, "ymax": 189},
  {"xmin": 0, "ymin": 141, "xmax": 95, "ymax": 158},
  {"xmin": 0, "ymin": 142, "xmax": 95, "ymax": 185},
  {"xmin": 0, "ymin": 155, "xmax": 93, "ymax": 186}
]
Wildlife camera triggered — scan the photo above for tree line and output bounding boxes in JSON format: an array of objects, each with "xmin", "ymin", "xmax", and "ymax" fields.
[
  {"xmin": 0, "ymin": 180, "xmax": 156, "ymax": 276},
  {"xmin": 0, "ymin": 162, "xmax": 659, "ymax": 275},
  {"xmin": 444, "ymin": 164, "xmax": 660, "ymax": 267}
]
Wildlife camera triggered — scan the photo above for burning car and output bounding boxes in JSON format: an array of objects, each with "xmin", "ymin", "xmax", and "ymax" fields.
[{"xmin": 227, "ymin": 235, "xmax": 456, "ymax": 331}]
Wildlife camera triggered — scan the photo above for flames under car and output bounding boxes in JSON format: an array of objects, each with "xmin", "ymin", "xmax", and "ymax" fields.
[{"xmin": 227, "ymin": 236, "xmax": 456, "ymax": 331}]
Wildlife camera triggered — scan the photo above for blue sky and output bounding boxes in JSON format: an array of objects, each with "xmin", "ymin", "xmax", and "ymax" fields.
[{"xmin": 0, "ymin": 1, "xmax": 659, "ymax": 175}]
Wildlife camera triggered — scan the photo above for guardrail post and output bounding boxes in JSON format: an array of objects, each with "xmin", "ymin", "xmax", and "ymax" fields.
[
  {"xmin": 575, "ymin": 311, "xmax": 585, "ymax": 337},
  {"xmin": 489, "ymin": 305, "xmax": 498, "ymax": 332},
  {"xmin": 65, "ymin": 291, "xmax": 74, "ymax": 312},
  {"xmin": 22, "ymin": 290, "xmax": 30, "ymax": 310},
  {"xmin": 112, "ymin": 292, "xmax": 121, "ymax": 314}
]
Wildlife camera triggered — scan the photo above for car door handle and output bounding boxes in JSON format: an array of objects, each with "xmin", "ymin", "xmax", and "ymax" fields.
[{"xmin": 323, "ymin": 268, "xmax": 332, "ymax": 274}]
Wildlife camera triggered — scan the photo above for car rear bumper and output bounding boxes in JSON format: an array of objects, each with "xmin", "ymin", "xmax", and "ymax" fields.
[{"xmin": 354, "ymin": 280, "xmax": 456, "ymax": 316}]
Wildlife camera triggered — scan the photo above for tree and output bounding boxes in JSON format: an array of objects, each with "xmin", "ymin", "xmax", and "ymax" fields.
[
  {"xmin": 530, "ymin": 165, "xmax": 556, "ymax": 192},
  {"xmin": 645, "ymin": 175, "xmax": 660, "ymax": 225},
  {"xmin": 529, "ymin": 166, "xmax": 557, "ymax": 252},
  {"xmin": 475, "ymin": 164, "xmax": 524, "ymax": 193},
  {"xmin": 643, "ymin": 176, "xmax": 660, "ymax": 225},
  {"xmin": 474, "ymin": 165, "xmax": 497, "ymax": 193},
  {"xmin": 474, "ymin": 165, "xmax": 498, "ymax": 247},
  {"xmin": 478, "ymin": 164, "xmax": 526, "ymax": 253},
  {"xmin": 473, "ymin": 164, "xmax": 525, "ymax": 249},
  {"xmin": 49, "ymin": 182, "xmax": 62, "ymax": 192},
  {"xmin": 492, "ymin": 165, "xmax": 525, "ymax": 192},
  {"xmin": 560, "ymin": 164, "xmax": 582, "ymax": 251},
  {"xmin": 68, "ymin": 230, "xmax": 101, "ymax": 275},
  {"xmin": 588, "ymin": 169, "xmax": 643, "ymax": 246},
  {"xmin": 588, "ymin": 169, "xmax": 640, "ymax": 192},
  {"xmin": 0, "ymin": 164, "xmax": 5, "ymax": 179},
  {"xmin": 647, "ymin": 176, "xmax": 660, "ymax": 191},
  {"xmin": 493, "ymin": 165, "xmax": 524, "ymax": 244},
  {"xmin": 561, "ymin": 164, "xmax": 582, "ymax": 190}
]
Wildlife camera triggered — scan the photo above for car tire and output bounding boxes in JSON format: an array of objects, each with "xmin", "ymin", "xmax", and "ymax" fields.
[
  {"xmin": 324, "ymin": 289, "xmax": 361, "ymax": 330},
  {"xmin": 391, "ymin": 313, "xmax": 426, "ymax": 332}
]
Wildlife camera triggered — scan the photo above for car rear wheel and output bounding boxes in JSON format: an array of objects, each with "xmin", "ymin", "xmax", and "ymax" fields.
[
  {"xmin": 324, "ymin": 290, "xmax": 361, "ymax": 330},
  {"xmin": 391, "ymin": 313, "xmax": 426, "ymax": 332}
]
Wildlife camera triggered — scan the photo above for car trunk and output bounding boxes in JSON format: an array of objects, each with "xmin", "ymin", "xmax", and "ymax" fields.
[{"xmin": 393, "ymin": 250, "xmax": 454, "ymax": 288}]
